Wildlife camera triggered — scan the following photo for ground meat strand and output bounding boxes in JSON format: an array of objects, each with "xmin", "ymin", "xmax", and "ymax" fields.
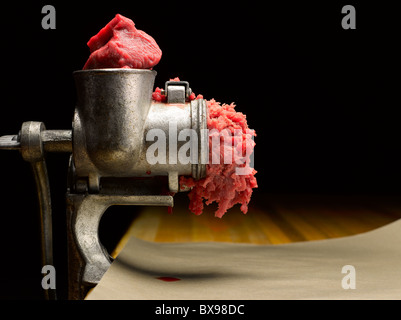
[{"xmin": 153, "ymin": 80, "xmax": 257, "ymax": 218}]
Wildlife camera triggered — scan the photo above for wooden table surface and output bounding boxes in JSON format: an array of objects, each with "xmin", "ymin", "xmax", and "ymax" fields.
[{"xmin": 111, "ymin": 192, "xmax": 401, "ymax": 258}]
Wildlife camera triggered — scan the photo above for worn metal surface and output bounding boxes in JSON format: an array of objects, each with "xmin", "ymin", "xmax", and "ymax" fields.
[
  {"xmin": 41, "ymin": 130, "xmax": 72, "ymax": 153},
  {"xmin": 165, "ymin": 81, "xmax": 191, "ymax": 104},
  {"xmin": 0, "ymin": 124, "xmax": 74, "ymax": 300},
  {"xmin": 0, "ymin": 130, "xmax": 72, "ymax": 153},
  {"xmin": 0, "ymin": 135, "xmax": 20, "ymax": 150},
  {"xmin": 0, "ymin": 69, "xmax": 209, "ymax": 300},
  {"xmin": 69, "ymin": 193, "xmax": 174, "ymax": 286},
  {"xmin": 19, "ymin": 122, "xmax": 56, "ymax": 300},
  {"xmin": 73, "ymin": 69, "xmax": 207, "ymax": 193},
  {"xmin": 73, "ymin": 69, "xmax": 156, "ymax": 191},
  {"xmin": 191, "ymin": 99, "xmax": 208, "ymax": 180}
]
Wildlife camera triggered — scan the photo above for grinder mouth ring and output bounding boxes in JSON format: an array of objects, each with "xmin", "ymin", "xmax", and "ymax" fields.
[{"xmin": 73, "ymin": 68, "xmax": 157, "ymax": 75}]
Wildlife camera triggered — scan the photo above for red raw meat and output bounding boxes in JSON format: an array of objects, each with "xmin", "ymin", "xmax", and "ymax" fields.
[
  {"xmin": 83, "ymin": 15, "xmax": 257, "ymax": 218},
  {"xmin": 153, "ymin": 80, "xmax": 258, "ymax": 218},
  {"xmin": 83, "ymin": 14, "xmax": 162, "ymax": 70}
]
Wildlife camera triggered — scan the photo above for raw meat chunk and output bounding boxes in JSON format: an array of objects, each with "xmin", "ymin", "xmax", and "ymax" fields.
[{"xmin": 83, "ymin": 14, "xmax": 162, "ymax": 70}]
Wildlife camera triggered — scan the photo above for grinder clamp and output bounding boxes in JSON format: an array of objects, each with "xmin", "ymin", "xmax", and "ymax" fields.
[{"xmin": 0, "ymin": 69, "xmax": 208, "ymax": 299}]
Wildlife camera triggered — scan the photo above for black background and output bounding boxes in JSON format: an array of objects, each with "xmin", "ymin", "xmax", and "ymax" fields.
[{"xmin": 0, "ymin": 1, "xmax": 399, "ymax": 299}]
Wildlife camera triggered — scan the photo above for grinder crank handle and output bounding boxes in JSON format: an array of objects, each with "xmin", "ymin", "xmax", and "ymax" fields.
[
  {"xmin": 0, "ymin": 128, "xmax": 72, "ymax": 152},
  {"xmin": 0, "ymin": 122, "xmax": 72, "ymax": 300},
  {"xmin": 0, "ymin": 134, "xmax": 20, "ymax": 150}
]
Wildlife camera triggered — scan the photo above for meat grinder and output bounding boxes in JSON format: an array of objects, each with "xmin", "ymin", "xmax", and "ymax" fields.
[{"xmin": 0, "ymin": 69, "xmax": 208, "ymax": 300}]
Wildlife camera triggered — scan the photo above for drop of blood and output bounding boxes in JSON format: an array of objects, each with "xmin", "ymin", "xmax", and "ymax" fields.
[{"xmin": 156, "ymin": 276, "xmax": 181, "ymax": 282}]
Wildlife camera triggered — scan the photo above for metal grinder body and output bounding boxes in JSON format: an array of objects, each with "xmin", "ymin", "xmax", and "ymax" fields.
[{"xmin": 0, "ymin": 69, "xmax": 208, "ymax": 299}]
